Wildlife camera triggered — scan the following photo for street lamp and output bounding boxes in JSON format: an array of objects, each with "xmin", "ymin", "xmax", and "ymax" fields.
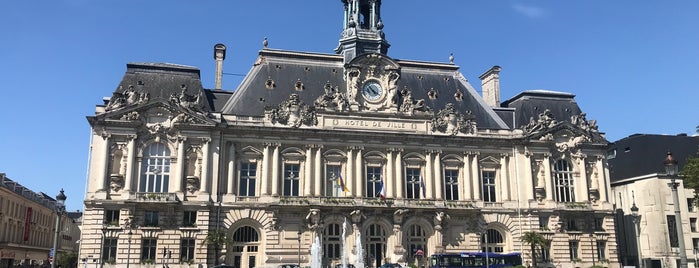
[
  {"xmin": 51, "ymin": 189, "xmax": 66, "ymax": 268},
  {"xmin": 630, "ymin": 191, "xmax": 642, "ymax": 268},
  {"xmin": 665, "ymin": 152, "xmax": 688, "ymax": 268}
]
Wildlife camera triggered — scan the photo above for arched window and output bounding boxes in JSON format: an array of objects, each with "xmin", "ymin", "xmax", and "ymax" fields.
[
  {"xmin": 139, "ymin": 143, "xmax": 171, "ymax": 192},
  {"xmin": 366, "ymin": 224, "xmax": 387, "ymax": 268},
  {"xmin": 553, "ymin": 159, "xmax": 575, "ymax": 202},
  {"xmin": 480, "ymin": 229, "xmax": 505, "ymax": 253},
  {"xmin": 230, "ymin": 226, "xmax": 260, "ymax": 268},
  {"xmin": 324, "ymin": 223, "xmax": 342, "ymax": 260},
  {"xmin": 406, "ymin": 224, "xmax": 428, "ymax": 263},
  {"xmin": 232, "ymin": 226, "xmax": 259, "ymax": 242}
]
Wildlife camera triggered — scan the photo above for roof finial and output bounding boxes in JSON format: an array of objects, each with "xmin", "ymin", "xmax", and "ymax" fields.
[
  {"xmin": 449, "ymin": 52, "xmax": 454, "ymax": 64},
  {"xmin": 263, "ymin": 37, "xmax": 268, "ymax": 49}
]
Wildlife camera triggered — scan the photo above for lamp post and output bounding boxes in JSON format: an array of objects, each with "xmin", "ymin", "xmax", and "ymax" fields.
[
  {"xmin": 298, "ymin": 230, "xmax": 302, "ymax": 268},
  {"xmin": 100, "ymin": 224, "xmax": 107, "ymax": 268},
  {"xmin": 51, "ymin": 189, "xmax": 66, "ymax": 268},
  {"xmin": 630, "ymin": 191, "xmax": 642, "ymax": 268},
  {"xmin": 665, "ymin": 152, "xmax": 688, "ymax": 268}
]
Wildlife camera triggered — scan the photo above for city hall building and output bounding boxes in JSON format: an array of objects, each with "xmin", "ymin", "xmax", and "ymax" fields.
[{"xmin": 79, "ymin": 1, "xmax": 619, "ymax": 268}]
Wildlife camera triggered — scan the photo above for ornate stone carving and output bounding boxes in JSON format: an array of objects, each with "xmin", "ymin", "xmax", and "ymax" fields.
[
  {"xmin": 433, "ymin": 211, "xmax": 449, "ymax": 230},
  {"xmin": 185, "ymin": 176, "xmax": 200, "ymax": 194},
  {"xmin": 547, "ymin": 214, "xmax": 562, "ymax": 233},
  {"xmin": 268, "ymin": 94, "xmax": 318, "ymax": 128},
  {"xmin": 169, "ymin": 85, "xmax": 202, "ymax": 112},
  {"xmin": 306, "ymin": 208, "xmax": 321, "ymax": 230},
  {"xmin": 120, "ymin": 111, "xmax": 140, "ymax": 121},
  {"xmin": 431, "ymin": 103, "xmax": 477, "ymax": 135},
  {"xmin": 555, "ymin": 135, "xmax": 590, "ymax": 153},
  {"xmin": 523, "ymin": 109, "xmax": 557, "ymax": 134},
  {"xmin": 570, "ymin": 113, "xmax": 598, "ymax": 133},
  {"xmin": 109, "ymin": 175, "xmax": 124, "ymax": 192},
  {"xmin": 106, "ymin": 85, "xmax": 149, "ymax": 111},
  {"xmin": 399, "ymin": 88, "xmax": 430, "ymax": 114},
  {"xmin": 349, "ymin": 209, "xmax": 365, "ymax": 224},
  {"xmin": 393, "ymin": 209, "xmax": 409, "ymax": 224},
  {"xmin": 314, "ymin": 82, "xmax": 348, "ymax": 111}
]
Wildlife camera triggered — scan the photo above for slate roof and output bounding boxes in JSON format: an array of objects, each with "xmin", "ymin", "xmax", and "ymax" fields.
[
  {"xmin": 608, "ymin": 133, "xmax": 699, "ymax": 182},
  {"xmin": 220, "ymin": 49, "xmax": 509, "ymax": 130},
  {"xmin": 501, "ymin": 90, "xmax": 583, "ymax": 129}
]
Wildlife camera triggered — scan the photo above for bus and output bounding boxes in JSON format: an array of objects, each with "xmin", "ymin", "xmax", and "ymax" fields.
[{"xmin": 429, "ymin": 252, "xmax": 522, "ymax": 268}]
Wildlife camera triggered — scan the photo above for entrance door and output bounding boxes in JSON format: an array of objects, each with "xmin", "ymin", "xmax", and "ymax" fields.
[
  {"xmin": 365, "ymin": 224, "xmax": 386, "ymax": 268},
  {"xmin": 228, "ymin": 226, "xmax": 260, "ymax": 268}
]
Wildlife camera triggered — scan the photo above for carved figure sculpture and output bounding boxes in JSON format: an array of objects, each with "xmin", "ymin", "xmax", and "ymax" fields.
[
  {"xmin": 269, "ymin": 94, "xmax": 318, "ymax": 127},
  {"xmin": 306, "ymin": 209, "xmax": 321, "ymax": 230}
]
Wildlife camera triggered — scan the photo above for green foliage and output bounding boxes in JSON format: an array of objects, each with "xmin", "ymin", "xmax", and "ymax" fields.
[
  {"xmin": 521, "ymin": 231, "xmax": 547, "ymax": 267},
  {"xmin": 204, "ymin": 229, "xmax": 228, "ymax": 247},
  {"xmin": 681, "ymin": 155, "xmax": 699, "ymax": 207},
  {"xmin": 408, "ymin": 264, "xmax": 418, "ymax": 268},
  {"xmin": 589, "ymin": 265, "xmax": 606, "ymax": 268},
  {"xmin": 57, "ymin": 251, "xmax": 78, "ymax": 268},
  {"xmin": 141, "ymin": 259, "xmax": 155, "ymax": 265}
]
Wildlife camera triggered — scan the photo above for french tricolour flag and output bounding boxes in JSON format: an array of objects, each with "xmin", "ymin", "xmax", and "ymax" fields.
[{"xmin": 378, "ymin": 180, "xmax": 386, "ymax": 200}]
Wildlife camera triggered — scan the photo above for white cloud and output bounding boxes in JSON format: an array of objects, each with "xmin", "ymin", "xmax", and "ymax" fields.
[{"xmin": 512, "ymin": 4, "xmax": 548, "ymax": 19}]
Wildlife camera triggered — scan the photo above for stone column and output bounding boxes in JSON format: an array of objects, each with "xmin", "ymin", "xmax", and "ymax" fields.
[
  {"xmin": 199, "ymin": 138, "xmax": 211, "ymax": 195},
  {"xmin": 227, "ymin": 142, "xmax": 236, "ymax": 195},
  {"xmin": 434, "ymin": 151, "xmax": 443, "ymax": 200},
  {"xmin": 522, "ymin": 148, "xmax": 535, "ymax": 202},
  {"xmin": 471, "ymin": 152, "xmax": 481, "ymax": 200},
  {"xmin": 347, "ymin": 148, "xmax": 355, "ymax": 195},
  {"xmin": 314, "ymin": 146, "xmax": 322, "ymax": 196},
  {"xmin": 124, "ymin": 135, "xmax": 136, "ymax": 192},
  {"xmin": 305, "ymin": 146, "xmax": 314, "ymax": 196},
  {"xmin": 576, "ymin": 154, "xmax": 589, "ymax": 202},
  {"xmin": 395, "ymin": 150, "xmax": 404, "ymax": 199},
  {"xmin": 355, "ymin": 147, "xmax": 364, "ymax": 198},
  {"xmin": 500, "ymin": 154, "xmax": 510, "ymax": 201},
  {"xmin": 597, "ymin": 156, "xmax": 609, "ymax": 202},
  {"xmin": 174, "ymin": 136, "xmax": 186, "ymax": 194},
  {"xmin": 272, "ymin": 144, "xmax": 281, "ymax": 196},
  {"xmin": 425, "ymin": 151, "xmax": 434, "ymax": 199},
  {"xmin": 462, "ymin": 153, "xmax": 472, "ymax": 200},
  {"xmin": 543, "ymin": 154, "xmax": 553, "ymax": 201},
  {"xmin": 260, "ymin": 143, "xmax": 270, "ymax": 196},
  {"xmin": 97, "ymin": 133, "xmax": 111, "ymax": 193},
  {"xmin": 386, "ymin": 149, "xmax": 394, "ymax": 198}
]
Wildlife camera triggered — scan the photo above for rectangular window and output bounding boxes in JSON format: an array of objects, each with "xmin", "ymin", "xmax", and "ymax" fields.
[
  {"xmin": 104, "ymin": 210, "xmax": 120, "ymax": 226},
  {"xmin": 144, "ymin": 211, "xmax": 159, "ymax": 227},
  {"xmin": 568, "ymin": 241, "xmax": 579, "ymax": 260},
  {"xmin": 541, "ymin": 243, "xmax": 551, "ymax": 262},
  {"xmin": 324, "ymin": 224, "xmax": 341, "ymax": 259},
  {"xmin": 693, "ymin": 238, "xmax": 699, "ymax": 252},
  {"xmin": 668, "ymin": 215, "xmax": 679, "ymax": 247},
  {"xmin": 139, "ymin": 143, "xmax": 171, "ymax": 193},
  {"xmin": 325, "ymin": 165, "xmax": 343, "ymax": 197},
  {"xmin": 482, "ymin": 171, "xmax": 496, "ymax": 202},
  {"xmin": 594, "ymin": 218, "xmax": 604, "ymax": 231},
  {"xmin": 539, "ymin": 216, "xmax": 548, "ymax": 230},
  {"xmin": 366, "ymin": 166, "xmax": 383, "ymax": 198},
  {"xmin": 283, "ymin": 164, "xmax": 300, "ymax": 196},
  {"xmin": 180, "ymin": 239, "xmax": 195, "ymax": 262},
  {"xmin": 405, "ymin": 168, "xmax": 422, "ymax": 199},
  {"xmin": 553, "ymin": 160, "xmax": 575, "ymax": 202},
  {"xmin": 183, "ymin": 211, "xmax": 196, "ymax": 227},
  {"xmin": 689, "ymin": 198, "xmax": 696, "ymax": 212},
  {"xmin": 567, "ymin": 218, "xmax": 578, "ymax": 231},
  {"xmin": 141, "ymin": 238, "xmax": 157, "ymax": 262},
  {"xmin": 102, "ymin": 238, "xmax": 118, "ymax": 262},
  {"xmin": 239, "ymin": 162, "xmax": 257, "ymax": 197},
  {"xmin": 691, "ymin": 218, "xmax": 697, "ymax": 232},
  {"xmin": 596, "ymin": 241, "xmax": 606, "ymax": 261},
  {"xmin": 444, "ymin": 169, "xmax": 459, "ymax": 201}
]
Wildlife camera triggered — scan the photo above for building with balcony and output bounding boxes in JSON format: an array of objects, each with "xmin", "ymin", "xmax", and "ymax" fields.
[
  {"xmin": 609, "ymin": 134, "xmax": 699, "ymax": 268},
  {"xmin": 78, "ymin": 1, "xmax": 619, "ymax": 268},
  {"xmin": 0, "ymin": 173, "xmax": 81, "ymax": 268}
]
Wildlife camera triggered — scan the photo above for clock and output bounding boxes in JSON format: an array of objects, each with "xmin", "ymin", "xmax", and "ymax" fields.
[{"xmin": 362, "ymin": 81, "xmax": 383, "ymax": 101}]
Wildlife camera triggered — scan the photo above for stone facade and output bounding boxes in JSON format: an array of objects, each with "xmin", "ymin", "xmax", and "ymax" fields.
[{"xmin": 78, "ymin": 1, "xmax": 619, "ymax": 268}]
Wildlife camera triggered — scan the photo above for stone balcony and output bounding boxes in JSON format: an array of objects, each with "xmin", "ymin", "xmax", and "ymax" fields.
[{"xmin": 134, "ymin": 192, "xmax": 179, "ymax": 203}]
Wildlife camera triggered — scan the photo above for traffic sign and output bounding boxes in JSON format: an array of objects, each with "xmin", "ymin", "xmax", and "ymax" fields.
[
  {"xmin": 50, "ymin": 248, "xmax": 55, "ymax": 258},
  {"xmin": 49, "ymin": 257, "xmax": 53, "ymax": 263}
]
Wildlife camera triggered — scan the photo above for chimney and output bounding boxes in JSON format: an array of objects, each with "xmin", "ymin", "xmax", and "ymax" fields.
[
  {"xmin": 213, "ymin": 43, "xmax": 227, "ymax": 90},
  {"xmin": 479, "ymin": 65, "xmax": 502, "ymax": 107}
]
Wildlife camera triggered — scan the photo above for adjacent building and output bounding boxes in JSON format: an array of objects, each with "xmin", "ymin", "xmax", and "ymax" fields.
[
  {"xmin": 0, "ymin": 173, "xmax": 81, "ymax": 268},
  {"xmin": 79, "ymin": 1, "xmax": 619, "ymax": 268},
  {"xmin": 609, "ymin": 134, "xmax": 699, "ymax": 268}
]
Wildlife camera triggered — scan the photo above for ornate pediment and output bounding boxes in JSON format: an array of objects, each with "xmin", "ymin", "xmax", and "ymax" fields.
[
  {"xmin": 522, "ymin": 110, "xmax": 605, "ymax": 145},
  {"xmin": 267, "ymin": 93, "xmax": 318, "ymax": 128},
  {"xmin": 345, "ymin": 53, "xmax": 401, "ymax": 111},
  {"xmin": 431, "ymin": 103, "xmax": 477, "ymax": 135}
]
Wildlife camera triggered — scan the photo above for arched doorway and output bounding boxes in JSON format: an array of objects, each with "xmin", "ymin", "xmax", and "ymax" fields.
[
  {"xmin": 365, "ymin": 224, "xmax": 387, "ymax": 268},
  {"xmin": 480, "ymin": 229, "xmax": 505, "ymax": 253},
  {"xmin": 405, "ymin": 224, "xmax": 428, "ymax": 268},
  {"xmin": 229, "ymin": 226, "xmax": 260, "ymax": 268}
]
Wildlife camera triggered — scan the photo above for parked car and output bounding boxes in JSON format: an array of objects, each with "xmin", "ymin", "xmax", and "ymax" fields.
[
  {"xmin": 279, "ymin": 264, "xmax": 300, "ymax": 268},
  {"xmin": 379, "ymin": 263, "xmax": 402, "ymax": 268},
  {"xmin": 334, "ymin": 264, "xmax": 356, "ymax": 268}
]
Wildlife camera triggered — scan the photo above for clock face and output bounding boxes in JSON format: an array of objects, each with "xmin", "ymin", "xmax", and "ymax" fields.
[{"xmin": 362, "ymin": 81, "xmax": 383, "ymax": 101}]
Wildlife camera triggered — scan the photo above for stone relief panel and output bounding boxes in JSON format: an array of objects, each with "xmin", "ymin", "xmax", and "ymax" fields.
[
  {"xmin": 431, "ymin": 103, "xmax": 477, "ymax": 135},
  {"xmin": 268, "ymin": 93, "xmax": 318, "ymax": 128}
]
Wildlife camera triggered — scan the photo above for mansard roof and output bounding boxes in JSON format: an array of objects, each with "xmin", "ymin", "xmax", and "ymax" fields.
[
  {"xmin": 220, "ymin": 48, "xmax": 509, "ymax": 130},
  {"xmin": 608, "ymin": 134, "xmax": 699, "ymax": 182},
  {"xmin": 501, "ymin": 90, "xmax": 583, "ymax": 129}
]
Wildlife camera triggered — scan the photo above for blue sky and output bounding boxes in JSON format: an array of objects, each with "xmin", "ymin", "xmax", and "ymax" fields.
[{"xmin": 1, "ymin": 1, "xmax": 698, "ymax": 211}]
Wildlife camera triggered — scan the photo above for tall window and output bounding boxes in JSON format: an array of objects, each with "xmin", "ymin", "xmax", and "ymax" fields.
[
  {"xmin": 139, "ymin": 143, "xmax": 171, "ymax": 192},
  {"xmin": 568, "ymin": 241, "xmax": 579, "ymax": 260},
  {"xmin": 596, "ymin": 241, "xmax": 606, "ymax": 261},
  {"xmin": 482, "ymin": 171, "xmax": 496, "ymax": 202},
  {"xmin": 366, "ymin": 166, "xmax": 383, "ymax": 198},
  {"xmin": 692, "ymin": 218, "xmax": 697, "ymax": 232},
  {"xmin": 553, "ymin": 160, "xmax": 575, "ymax": 202},
  {"xmin": 481, "ymin": 229, "xmax": 504, "ymax": 253},
  {"xmin": 407, "ymin": 224, "xmax": 427, "ymax": 263},
  {"xmin": 182, "ymin": 211, "xmax": 196, "ymax": 227},
  {"xmin": 144, "ymin": 211, "xmax": 159, "ymax": 227},
  {"xmin": 689, "ymin": 198, "xmax": 696, "ymax": 212},
  {"xmin": 668, "ymin": 215, "xmax": 679, "ymax": 247},
  {"xmin": 324, "ymin": 223, "xmax": 341, "ymax": 260},
  {"xmin": 239, "ymin": 162, "xmax": 257, "ymax": 196},
  {"xmin": 102, "ymin": 238, "xmax": 117, "ymax": 262},
  {"xmin": 180, "ymin": 239, "xmax": 195, "ymax": 262},
  {"xmin": 326, "ymin": 165, "xmax": 344, "ymax": 197},
  {"xmin": 141, "ymin": 238, "xmax": 157, "ymax": 261},
  {"xmin": 444, "ymin": 169, "xmax": 459, "ymax": 201},
  {"xmin": 405, "ymin": 168, "xmax": 422, "ymax": 199},
  {"xmin": 283, "ymin": 164, "xmax": 300, "ymax": 196},
  {"xmin": 104, "ymin": 210, "xmax": 120, "ymax": 226}
]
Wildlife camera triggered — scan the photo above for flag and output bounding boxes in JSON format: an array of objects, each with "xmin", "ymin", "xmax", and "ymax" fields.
[
  {"xmin": 338, "ymin": 173, "xmax": 349, "ymax": 192},
  {"xmin": 378, "ymin": 180, "xmax": 386, "ymax": 200},
  {"xmin": 420, "ymin": 175, "xmax": 426, "ymax": 198}
]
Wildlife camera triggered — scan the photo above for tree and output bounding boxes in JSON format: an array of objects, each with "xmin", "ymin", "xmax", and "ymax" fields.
[
  {"xmin": 204, "ymin": 229, "xmax": 228, "ymax": 265},
  {"xmin": 681, "ymin": 151, "xmax": 699, "ymax": 207},
  {"xmin": 521, "ymin": 231, "xmax": 547, "ymax": 267}
]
